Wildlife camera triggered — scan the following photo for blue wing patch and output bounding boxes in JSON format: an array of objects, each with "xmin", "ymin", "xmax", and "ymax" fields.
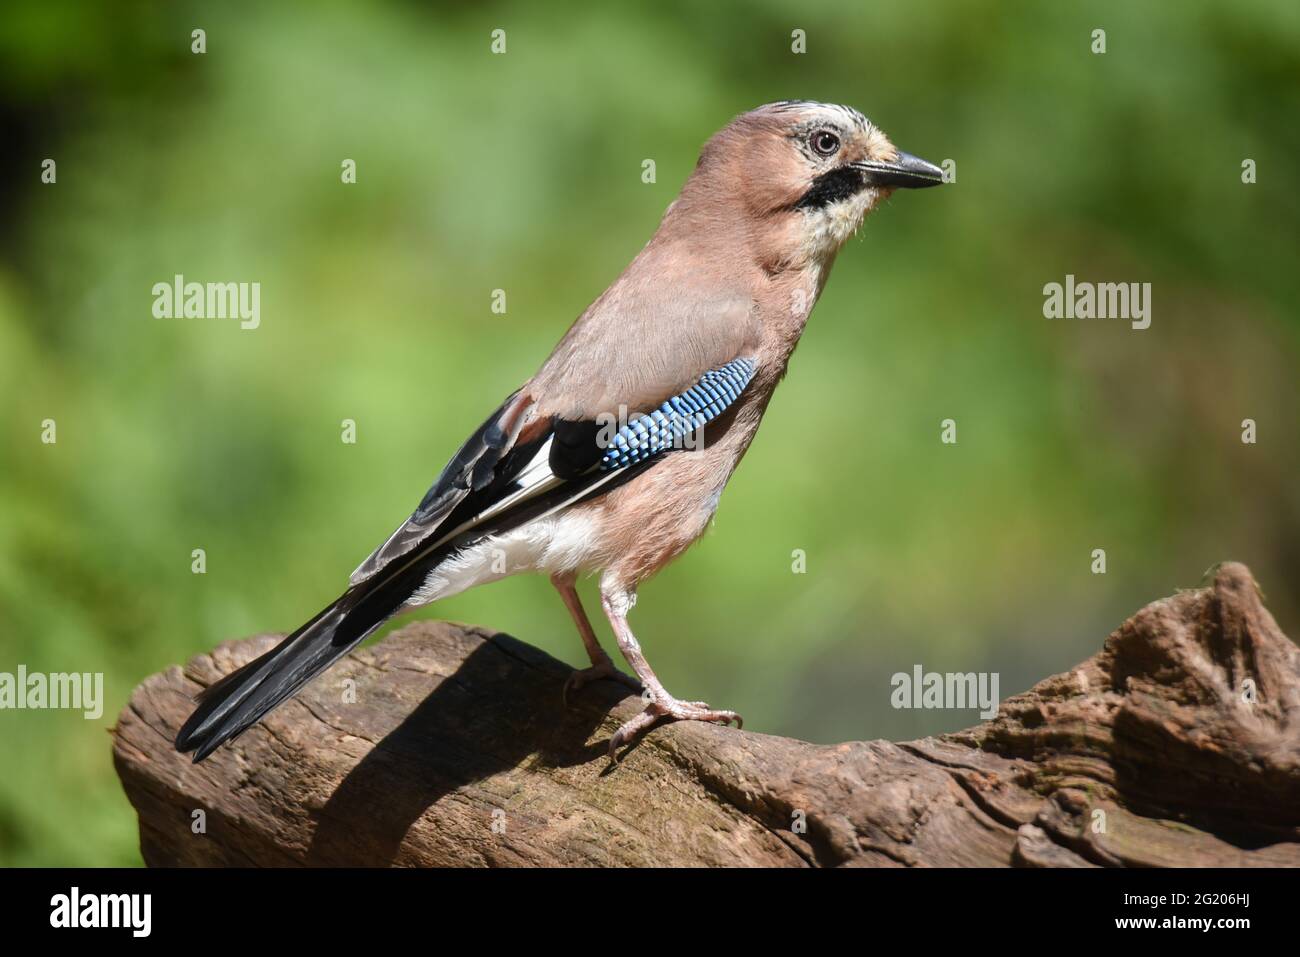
[{"xmin": 599, "ymin": 358, "xmax": 757, "ymax": 471}]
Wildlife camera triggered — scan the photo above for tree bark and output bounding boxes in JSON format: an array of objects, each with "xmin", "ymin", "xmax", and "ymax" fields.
[{"xmin": 112, "ymin": 562, "xmax": 1300, "ymax": 867}]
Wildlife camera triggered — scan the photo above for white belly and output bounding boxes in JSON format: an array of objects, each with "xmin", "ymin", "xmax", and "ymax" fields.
[{"xmin": 404, "ymin": 509, "xmax": 600, "ymax": 608}]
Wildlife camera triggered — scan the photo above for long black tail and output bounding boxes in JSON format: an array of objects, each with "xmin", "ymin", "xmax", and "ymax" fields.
[
  {"xmin": 173, "ymin": 402, "xmax": 655, "ymax": 763},
  {"xmin": 174, "ymin": 559, "xmax": 432, "ymax": 763}
]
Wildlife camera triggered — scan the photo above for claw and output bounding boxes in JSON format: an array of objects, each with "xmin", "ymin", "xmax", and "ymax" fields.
[
  {"xmin": 607, "ymin": 694, "xmax": 743, "ymax": 760},
  {"xmin": 607, "ymin": 709, "xmax": 659, "ymax": 760}
]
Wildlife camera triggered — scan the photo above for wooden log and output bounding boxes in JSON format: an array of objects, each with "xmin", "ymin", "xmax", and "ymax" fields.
[{"xmin": 111, "ymin": 562, "xmax": 1300, "ymax": 866}]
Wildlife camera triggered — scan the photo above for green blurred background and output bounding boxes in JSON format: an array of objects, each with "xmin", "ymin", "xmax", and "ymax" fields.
[{"xmin": 1, "ymin": 0, "xmax": 1296, "ymax": 865}]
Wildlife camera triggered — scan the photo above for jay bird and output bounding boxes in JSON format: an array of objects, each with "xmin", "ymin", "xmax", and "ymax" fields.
[{"xmin": 175, "ymin": 101, "xmax": 943, "ymax": 762}]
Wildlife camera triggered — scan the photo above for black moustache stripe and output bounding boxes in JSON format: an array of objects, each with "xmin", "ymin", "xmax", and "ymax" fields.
[{"xmin": 794, "ymin": 166, "xmax": 865, "ymax": 210}]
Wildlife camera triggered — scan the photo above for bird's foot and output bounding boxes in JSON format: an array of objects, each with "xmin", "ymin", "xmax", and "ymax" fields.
[
  {"xmin": 563, "ymin": 658, "xmax": 641, "ymax": 706},
  {"xmin": 607, "ymin": 695, "xmax": 742, "ymax": 759}
]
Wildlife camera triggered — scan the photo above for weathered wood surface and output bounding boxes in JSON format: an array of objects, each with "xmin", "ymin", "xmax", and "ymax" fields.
[{"xmin": 112, "ymin": 562, "xmax": 1299, "ymax": 866}]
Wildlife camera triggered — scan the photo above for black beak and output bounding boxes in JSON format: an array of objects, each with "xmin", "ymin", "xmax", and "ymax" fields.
[{"xmin": 854, "ymin": 151, "xmax": 944, "ymax": 189}]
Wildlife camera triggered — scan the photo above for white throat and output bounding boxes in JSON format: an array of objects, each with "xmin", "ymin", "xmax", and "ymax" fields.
[{"xmin": 800, "ymin": 187, "xmax": 884, "ymax": 265}]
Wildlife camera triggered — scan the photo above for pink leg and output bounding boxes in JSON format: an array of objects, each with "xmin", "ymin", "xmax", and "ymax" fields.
[
  {"xmin": 550, "ymin": 573, "xmax": 640, "ymax": 703},
  {"xmin": 599, "ymin": 585, "xmax": 741, "ymax": 759}
]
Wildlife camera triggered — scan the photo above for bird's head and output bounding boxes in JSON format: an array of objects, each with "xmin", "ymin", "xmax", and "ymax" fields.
[{"xmin": 684, "ymin": 100, "xmax": 943, "ymax": 269}]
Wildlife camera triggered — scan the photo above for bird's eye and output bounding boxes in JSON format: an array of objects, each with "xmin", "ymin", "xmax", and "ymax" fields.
[{"xmin": 810, "ymin": 130, "xmax": 840, "ymax": 156}]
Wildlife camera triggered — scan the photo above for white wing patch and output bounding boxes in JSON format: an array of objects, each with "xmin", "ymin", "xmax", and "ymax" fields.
[{"xmin": 349, "ymin": 436, "xmax": 561, "ymax": 588}]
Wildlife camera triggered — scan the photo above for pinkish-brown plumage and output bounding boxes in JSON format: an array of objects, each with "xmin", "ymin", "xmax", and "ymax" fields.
[{"xmin": 521, "ymin": 105, "xmax": 909, "ymax": 589}]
